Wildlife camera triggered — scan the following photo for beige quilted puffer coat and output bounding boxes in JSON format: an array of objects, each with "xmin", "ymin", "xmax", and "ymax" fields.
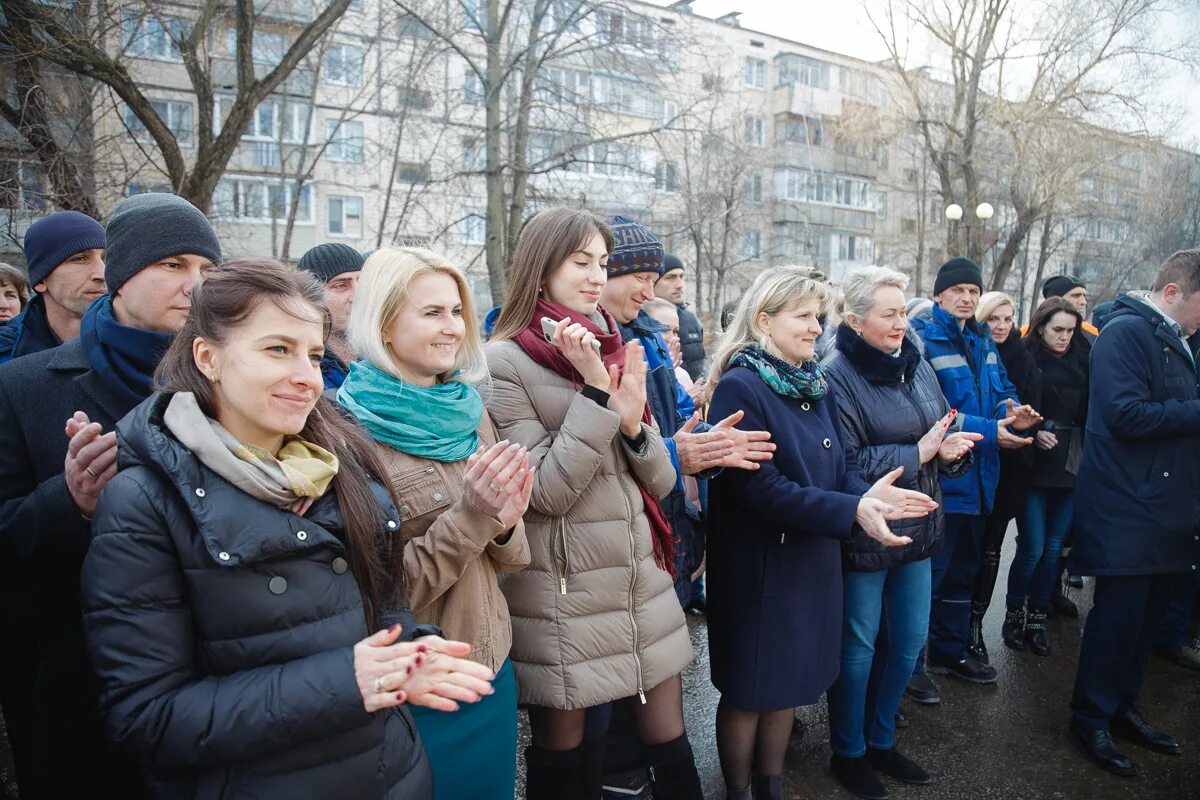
[{"xmin": 484, "ymin": 339, "xmax": 692, "ymax": 710}]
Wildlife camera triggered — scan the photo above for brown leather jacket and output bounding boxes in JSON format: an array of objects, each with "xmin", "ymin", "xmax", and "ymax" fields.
[{"xmin": 374, "ymin": 413, "xmax": 530, "ymax": 670}]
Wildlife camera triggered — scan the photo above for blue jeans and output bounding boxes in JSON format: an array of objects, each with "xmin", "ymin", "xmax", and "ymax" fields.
[
  {"xmin": 1007, "ymin": 488, "xmax": 1074, "ymax": 608},
  {"xmin": 829, "ymin": 559, "xmax": 932, "ymax": 757}
]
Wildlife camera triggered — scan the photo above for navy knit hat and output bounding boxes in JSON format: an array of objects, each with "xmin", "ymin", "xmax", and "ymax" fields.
[
  {"xmin": 105, "ymin": 193, "xmax": 221, "ymax": 294},
  {"xmin": 933, "ymin": 257, "xmax": 983, "ymax": 295},
  {"xmin": 297, "ymin": 243, "xmax": 365, "ymax": 283},
  {"xmin": 1042, "ymin": 274, "xmax": 1085, "ymax": 299},
  {"xmin": 22, "ymin": 211, "xmax": 106, "ymax": 288},
  {"xmin": 605, "ymin": 215, "xmax": 664, "ymax": 277},
  {"xmin": 660, "ymin": 252, "xmax": 684, "ymax": 275}
]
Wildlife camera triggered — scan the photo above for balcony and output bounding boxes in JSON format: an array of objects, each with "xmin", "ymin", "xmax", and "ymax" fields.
[{"xmin": 211, "ymin": 58, "xmax": 316, "ymax": 95}]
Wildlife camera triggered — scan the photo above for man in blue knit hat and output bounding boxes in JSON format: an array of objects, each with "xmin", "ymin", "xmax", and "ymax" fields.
[{"xmin": 0, "ymin": 210, "xmax": 106, "ymax": 364}]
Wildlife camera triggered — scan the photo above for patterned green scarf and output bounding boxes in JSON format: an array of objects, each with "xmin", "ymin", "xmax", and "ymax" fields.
[{"xmin": 732, "ymin": 344, "xmax": 828, "ymax": 400}]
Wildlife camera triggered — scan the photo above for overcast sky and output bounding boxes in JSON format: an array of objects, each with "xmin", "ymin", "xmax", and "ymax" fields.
[{"xmin": 648, "ymin": 0, "xmax": 1200, "ymax": 150}]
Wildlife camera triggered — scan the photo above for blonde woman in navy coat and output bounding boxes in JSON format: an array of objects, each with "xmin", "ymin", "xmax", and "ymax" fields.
[{"xmin": 705, "ymin": 267, "xmax": 937, "ymax": 800}]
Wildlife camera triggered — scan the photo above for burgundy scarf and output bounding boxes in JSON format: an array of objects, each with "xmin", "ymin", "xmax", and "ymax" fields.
[{"xmin": 514, "ymin": 298, "xmax": 676, "ymax": 577}]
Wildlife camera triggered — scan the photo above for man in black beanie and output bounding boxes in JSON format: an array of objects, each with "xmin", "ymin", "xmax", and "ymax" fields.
[
  {"xmin": 0, "ymin": 210, "xmax": 106, "ymax": 364},
  {"xmin": 0, "ymin": 192, "xmax": 220, "ymax": 798},
  {"xmin": 298, "ymin": 242, "xmax": 364, "ymax": 388},
  {"xmin": 906, "ymin": 257, "xmax": 1040, "ymax": 702},
  {"xmin": 1042, "ymin": 274, "xmax": 1098, "ymax": 340}
]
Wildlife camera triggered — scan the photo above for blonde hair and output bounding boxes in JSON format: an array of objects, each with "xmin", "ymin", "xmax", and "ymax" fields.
[
  {"xmin": 840, "ymin": 266, "xmax": 909, "ymax": 322},
  {"xmin": 707, "ymin": 266, "xmax": 832, "ymax": 399},
  {"xmin": 976, "ymin": 291, "xmax": 1016, "ymax": 325},
  {"xmin": 347, "ymin": 247, "xmax": 487, "ymax": 385}
]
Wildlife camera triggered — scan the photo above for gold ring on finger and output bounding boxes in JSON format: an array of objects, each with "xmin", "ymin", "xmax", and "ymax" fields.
[
  {"xmin": 489, "ymin": 482, "xmax": 499, "ymax": 492},
  {"xmin": 86, "ymin": 466, "xmax": 98, "ymax": 478}
]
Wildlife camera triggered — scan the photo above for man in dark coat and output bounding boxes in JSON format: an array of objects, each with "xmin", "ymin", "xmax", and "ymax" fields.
[
  {"xmin": 297, "ymin": 242, "xmax": 363, "ymax": 388},
  {"xmin": 1069, "ymin": 249, "xmax": 1200, "ymax": 777},
  {"xmin": 0, "ymin": 210, "xmax": 106, "ymax": 364},
  {"xmin": 655, "ymin": 252, "xmax": 708, "ymax": 381},
  {"xmin": 0, "ymin": 192, "xmax": 221, "ymax": 797}
]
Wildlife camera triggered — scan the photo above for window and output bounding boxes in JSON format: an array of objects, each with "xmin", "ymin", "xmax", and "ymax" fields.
[
  {"xmin": 744, "ymin": 116, "xmax": 765, "ymax": 146},
  {"xmin": 397, "ymin": 14, "xmax": 433, "ymax": 38},
  {"xmin": 655, "ymin": 161, "xmax": 677, "ymax": 193},
  {"xmin": 462, "ymin": 208, "xmax": 486, "ymax": 246},
  {"xmin": 536, "ymin": 67, "xmax": 591, "ymax": 105},
  {"xmin": 125, "ymin": 100, "xmax": 193, "ymax": 147},
  {"xmin": 776, "ymin": 168, "xmax": 876, "ymax": 210},
  {"xmin": 462, "ymin": 0, "xmax": 483, "ymax": 32},
  {"xmin": 327, "ymin": 196, "xmax": 363, "ymax": 237},
  {"xmin": 589, "ymin": 142, "xmax": 648, "ymax": 179},
  {"xmin": 397, "ymin": 85, "xmax": 433, "ymax": 110},
  {"xmin": 463, "ymin": 137, "xmax": 484, "ymax": 171},
  {"xmin": 654, "ymin": 99, "xmax": 679, "ymax": 127},
  {"xmin": 326, "ymin": 44, "xmax": 363, "ymax": 87},
  {"xmin": 741, "ymin": 230, "xmax": 762, "ymax": 261},
  {"xmin": 876, "ymin": 191, "xmax": 887, "ymax": 218},
  {"xmin": 227, "ymin": 29, "xmax": 287, "ymax": 65},
  {"xmin": 326, "ymin": 120, "xmax": 364, "ymax": 162},
  {"xmin": 0, "ymin": 161, "xmax": 47, "ymax": 211},
  {"xmin": 225, "ymin": 97, "xmax": 309, "ymax": 143},
  {"xmin": 211, "ymin": 176, "xmax": 312, "ymax": 224},
  {"xmin": 836, "ymin": 233, "xmax": 873, "ymax": 262},
  {"xmin": 348, "ymin": 0, "xmax": 363, "ymax": 11},
  {"xmin": 122, "ymin": 12, "xmax": 189, "ymax": 61},
  {"xmin": 743, "ymin": 173, "xmax": 763, "ymax": 203},
  {"xmin": 597, "ymin": 10, "xmax": 657, "ymax": 49},
  {"xmin": 776, "ymin": 54, "xmax": 830, "ymax": 89},
  {"xmin": 744, "ymin": 57, "xmax": 767, "ymax": 89},
  {"xmin": 396, "ymin": 161, "xmax": 430, "ymax": 183},
  {"xmin": 592, "ymin": 75, "xmax": 656, "ymax": 117},
  {"xmin": 463, "ymin": 74, "xmax": 485, "ymax": 104}
]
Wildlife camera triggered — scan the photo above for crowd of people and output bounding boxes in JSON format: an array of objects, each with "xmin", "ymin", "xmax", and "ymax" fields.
[{"xmin": 0, "ymin": 198, "xmax": 1197, "ymax": 800}]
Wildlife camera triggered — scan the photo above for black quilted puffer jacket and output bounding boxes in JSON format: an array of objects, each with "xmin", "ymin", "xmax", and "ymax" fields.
[{"xmin": 81, "ymin": 392, "xmax": 432, "ymax": 799}]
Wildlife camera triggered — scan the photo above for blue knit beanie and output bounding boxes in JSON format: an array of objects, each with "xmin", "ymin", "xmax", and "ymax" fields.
[
  {"xmin": 22, "ymin": 211, "xmax": 106, "ymax": 288},
  {"xmin": 605, "ymin": 215, "xmax": 664, "ymax": 277}
]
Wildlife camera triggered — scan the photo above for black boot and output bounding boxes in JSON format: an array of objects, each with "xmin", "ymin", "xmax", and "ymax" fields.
[
  {"xmin": 579, "ymin": 732, "xmax": 606, "ymax": 800},
  {"xmin": 525, "ymin": 744, "xmax": 589, "ymax": 800},
  {"xmin": 752, "ymin": 773, "xmax": 783, "ymax": 800},
  {"xmin": 830, "ymin": 754, "xmax": 888, "ymax": 800},
  {"xmin": 966, "ymin": 604, "xmax": 989, "ymax": 663},
  {"xmin": 644, "ymin": 734, "xmax": 703, "ymax": 800},
  {"xmin": 1049, "ymin": 560, "xmax": 1079, "ymax": 618},
  {"xmin": 866, "ymin": 746, "xmax": 931, "ymax": 785},
  {"xmin": 1024, "ymin": 607, "xmax": 1051, "ymax": 657},
  {"xmin": 1002, "ymin": 606, "xmax": 1026, "ymax": 651}
]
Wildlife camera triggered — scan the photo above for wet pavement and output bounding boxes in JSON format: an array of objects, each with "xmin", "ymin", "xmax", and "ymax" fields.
[{"xmin": 4, "ymin": 524, "xmax": 1197, "ymax": 799}]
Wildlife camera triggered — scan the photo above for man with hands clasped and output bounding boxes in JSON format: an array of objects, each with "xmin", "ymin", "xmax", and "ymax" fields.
[{"xmin": 910, "ymin": 257, "xmax": 1041, "ymax": 699}]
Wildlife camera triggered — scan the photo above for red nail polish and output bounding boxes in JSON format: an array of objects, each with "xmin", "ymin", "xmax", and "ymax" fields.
[
  {"xmin": 417, "ymin": 644, "xmax": 428, "ymax": 654},
  {"xmin": 395, "ymin": 692, "xmax": 407, "ymax": 702},
  {"xmin": 388, "ymin": 624, "xmax": 400, "ymax": 635},
  {"xmin": 407, "ymin": 663, "xmax": 415, "ymax": 675}
]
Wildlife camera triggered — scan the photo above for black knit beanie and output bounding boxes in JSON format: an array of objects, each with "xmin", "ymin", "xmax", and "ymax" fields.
[
  {"xmin": 661, "ymin": 252, "xmax": 684, "ymax": 275},
  {"xmin": 297, "ymin": 243, "xmax": 365, "ymax": 283},
  {"xmin": 933, "ymin": 257, "xmax": 983, "ymax": 295},
  {"xmin": 1042, "ymin": 274, "xmax": 1085, "ymax": 299},
  {"xmin": 105, "ymin": 193, "xmax": 221, "ymax": 293}
]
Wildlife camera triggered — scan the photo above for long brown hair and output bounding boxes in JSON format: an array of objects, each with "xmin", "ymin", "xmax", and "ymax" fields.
[
  {"xmin": 1022, "ymin": 296, "xmax": 1085, "ymax": 354},
  {"xmin": 489, "ymin": 207, "xmax": 614, "ymax": 342},
  {"xmin": 155, "ymin": 258, "xmax": 405, "ymax": 627}
]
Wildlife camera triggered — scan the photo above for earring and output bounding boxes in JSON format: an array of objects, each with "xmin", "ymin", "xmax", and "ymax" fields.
[{"xmin": 857, "ymin": 329, "xmax": 863, "ymax": 337}]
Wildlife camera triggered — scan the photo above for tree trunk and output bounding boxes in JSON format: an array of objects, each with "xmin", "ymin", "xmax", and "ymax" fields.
[
  {"xmin": 989, "ymin": 210, "xmax": 1036, "ymax": 291},
  {"xmin": 483, "ymin": 0, "xmax": 507, "ymax": 305}
]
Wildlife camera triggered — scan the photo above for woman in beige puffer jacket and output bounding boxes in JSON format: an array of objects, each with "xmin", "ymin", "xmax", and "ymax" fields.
[{"xmin": 486, "ymin": 207, "xmax": 697, "ymax": 799}]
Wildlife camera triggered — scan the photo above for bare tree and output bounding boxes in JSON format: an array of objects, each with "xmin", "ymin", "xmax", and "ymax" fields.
[{"xmin": 1, "ymin": 0, "xmax": 355, "ymax": 213}]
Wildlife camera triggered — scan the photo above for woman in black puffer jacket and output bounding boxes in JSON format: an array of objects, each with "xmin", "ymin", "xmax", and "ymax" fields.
[
  {"xmin": 81, "ymin": 261, "xmax": 495, "ymax": 799},
  {"xmin": 822, "ymin": 267, "xmax": 979, "ymax": 797}
]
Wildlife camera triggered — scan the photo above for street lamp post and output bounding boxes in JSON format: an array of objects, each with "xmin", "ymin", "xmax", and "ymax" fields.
[{"xmin": 944, "ymin": 202, "xmax": 995, "ymax": 262}]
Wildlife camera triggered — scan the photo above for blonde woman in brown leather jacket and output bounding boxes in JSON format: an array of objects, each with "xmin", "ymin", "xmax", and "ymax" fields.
[{"xmin": 338, "ymin": 247, "xmax": 531, "ymax": 800}]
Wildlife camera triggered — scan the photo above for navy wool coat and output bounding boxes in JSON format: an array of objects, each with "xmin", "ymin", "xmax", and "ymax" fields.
[
  {"xmin": 706, "ymin": 364, "xmax": 870, "ymax": 710},
  {"xmin": 1071, "ymin": 295, "xmax": 1200, "ymax": 576},
  {"xmin": 82, "ymin": 393, "xmax": 432, "ymax": 799}
]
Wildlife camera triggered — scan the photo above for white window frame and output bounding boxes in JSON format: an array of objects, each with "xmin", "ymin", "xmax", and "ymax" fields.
[
  {"xmin": 655, "ymin": 161, "xmax": 677, "ymax": 193},
  {"xmin": 325, "ymin": 119, "xmax": 364, "ymax": 162},
  {"xmin": 462, "ymin": 207, "xmax": 486, "ymax": 246},
  {"xmin": 125, "ymin": 100, "xmax": 193, "ymax": 147},
  {"xmin": 326, "ymin": 43, "xmax": 364, "ymax": 87},
  {"xmin": 327, "ymin": 195, "xmax": 364, "ymax": 238},
  {"xmin": 226, "ymin": 28, "xmax": 287, "ymax": 66},
  {"xmin": 744, "ymin": 57, "xmax": 767, "ymax": 89},
  {"xmin": 744, "ymin": 116, "xmax": 765, "ymax": 147},
  {"xmin": 122, "ymin": 13, "xmax": 188, "ymax": 62},
  {"xmin": 743, "ymin": 172, "xmax": 763, "ymax": 204},
  {"xmin": 741, "ymin": 230, "xmax": 762, "ymax": 261},
  {"xmin": 211, "ymin": 175, "xmax": 313, "ymax": 225}
]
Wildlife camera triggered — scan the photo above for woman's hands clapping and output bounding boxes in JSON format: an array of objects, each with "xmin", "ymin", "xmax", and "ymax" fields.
[
  {"xmin": 856, "ymin": 467, "xmax": 939, "ymax": 548},
  {"xmin": 463, "ymin": 440, "xmax": 535, "ymax": 528},
  {"xmin": 354, "ymin": 626, "xmax": 496, "ymax": 713}
]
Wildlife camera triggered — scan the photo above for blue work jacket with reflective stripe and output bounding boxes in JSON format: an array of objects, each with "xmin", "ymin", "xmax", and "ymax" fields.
[{"xmin": 917, "ymin": 305, "xmax": 1021, "ymax": 515}]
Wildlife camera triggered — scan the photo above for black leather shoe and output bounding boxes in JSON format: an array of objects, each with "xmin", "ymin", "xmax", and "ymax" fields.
[
  {"xmin": 1002, "ymin": 607, "xmax": 1026, "ymax": 651},
  {"xmin": 904, "ymin": 673, "xmax": 941, "ymax": 705},
  {"xmin": 866, "ymin": 746, "xmax": 931, "ymax": 785},
  {"xmin": 1024, "ymin": 608, "xmax": 1051, "ymax": 657},
  {"xmin": 830, "ymin": 755, "xmax": 888, "ymax": 800},
  {"xmin": 1069, "ymin": 720, "xmax": 1137, "ymax": 777},
  {"xmin": 927, "ymin": 652, "xmax": 998, "ymax": 684},
  {"xmin": 1050, "ymin": 588, "xmax": 1079, "ymax": 618},
  {"xmin": 1111, "ymin": 709, "xmax": 1183, "ymax": 755},
  {"xmin": 966, "ymin": 607, "xmax": 989, "ymax": 663}
]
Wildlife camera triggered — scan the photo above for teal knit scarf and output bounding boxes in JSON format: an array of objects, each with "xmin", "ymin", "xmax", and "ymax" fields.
[
  {"xmin": 336, "ymin": 360, "xmax": 482, "ymax": 462},
  {"xmin": 732, "ymin": 344, "xmax": 828, "ymax": 400}
]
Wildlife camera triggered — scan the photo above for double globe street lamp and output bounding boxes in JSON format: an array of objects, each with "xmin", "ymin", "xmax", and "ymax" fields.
[{"xmin": 945, "ymin": 201, "xmax": 994, "ymax": 258}]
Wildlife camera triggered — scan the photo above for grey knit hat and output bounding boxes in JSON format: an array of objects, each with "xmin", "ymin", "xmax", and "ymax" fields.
[
  {"xmin": 297, "ymin": 242, "xmax": 365, "ymax": 283},
  {"xmin": 104, "ymin": 193, "xmax": 221, "ymax": 293}
]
